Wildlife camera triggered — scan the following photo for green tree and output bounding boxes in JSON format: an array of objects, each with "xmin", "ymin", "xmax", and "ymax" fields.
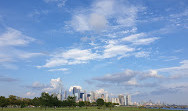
[
  {"xmin": 67, "ymin": 96, "xmax": 76, "ymax": 109},
  {"xmin": 32, "ymin": 97, "xmax": 40, "ymax": 107},
  {"xmin": 91, "ymin": 102, "xmax": 97, "ymax": 106},
  {"xmin": 84, "ymin": 101, "xmax": 90, "ymax": 109},
  {"xmin": 8, "ymin": 95, "xmax": 17, "ymax": 106},
  {"xmin": 40, "ymin": 92, "xmax": 51, "ymax": 110},
  {"xmin": 96, "ymin": 98, "xmax": 104, "ymax": 109},
  {"xmin": 78, "ymin": 101, "xmax": 85, "ymax": 107},
  {"xmin": 61, "ymin": 100, "xmax": 68, "ymax": 107},
  {"xmin": 105, "ymin": 102, "xmax": 113, "ymax": 110},
  {"xmin": 0, "ymin": 96, "xmax": 8, "ymax": 110}
]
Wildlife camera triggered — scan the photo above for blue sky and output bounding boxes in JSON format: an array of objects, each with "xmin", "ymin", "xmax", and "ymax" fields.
[{"xmin": 0, "ymin": 0, "xmax": 188, "ymax": 105}]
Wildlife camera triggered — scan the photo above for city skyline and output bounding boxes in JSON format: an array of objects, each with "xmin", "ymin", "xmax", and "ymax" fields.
[{"xmin": 0, "ymin": 0, "xmax": 188, "ymax": 105}]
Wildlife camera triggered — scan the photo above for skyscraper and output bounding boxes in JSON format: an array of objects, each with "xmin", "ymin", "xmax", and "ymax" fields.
[
  {"xmin": 57, "ymin": 86, "xmax": 62, "ymax": 101},
  {"xmin": 84, "ymin": 90, "xmax": 87, "ymax": 101},
  {"xmin": 90, "ymin": 91, "xmax": 95, "ymax": 102},
  {"xmin": 73, "ymin": 87, "xmax": 77, "ymax": 95},
  {"xmin": 80, "ymin": 92, "xmax": 84, "ymax": 101},
  {"xmin": 105, "ymin": 93, "xmax": 109, "ymax": 102},
  {"xmin": 126, "ymin": 95, "xmax": 132, "ymax": 105},
  {"xmin": 101, "ymin": 94, "xmax": 105, "ymax": 100},
  {"xmin": 118, "ymin": 94, "xmax": 125, "ymax": 105},
  {"xmin": 72, "ymin": 87, "xmax": 80, "ymax": 101},
  {"xmin": 64, "ymin": 90, "xmax": 67, "ymax": 100}
]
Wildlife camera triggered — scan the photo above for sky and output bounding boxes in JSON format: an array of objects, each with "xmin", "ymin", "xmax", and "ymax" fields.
[{"xmin": 0, "ymin": 0, "xmax": 188, "ymax": 105}]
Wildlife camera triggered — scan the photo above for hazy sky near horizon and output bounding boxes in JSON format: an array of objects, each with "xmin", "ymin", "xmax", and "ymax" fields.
[{"xmin": 0, "ymin": 0, "xmax": 188, "ymax": 105}]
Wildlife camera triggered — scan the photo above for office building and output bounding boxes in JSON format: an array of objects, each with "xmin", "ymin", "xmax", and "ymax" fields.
[
  {"xmin": 126, "ymin": 95, "xmax": 132, "ymax": 105},
  {"xmin": 118, "ymin": 94, "xmax": 125, "ymax": 105}
]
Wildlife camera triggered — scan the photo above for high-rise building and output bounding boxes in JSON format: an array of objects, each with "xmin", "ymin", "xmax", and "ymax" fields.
[
  {"xmin": 64, "ymin": 90, "xmax": 67, "ymax": 100},
  {"xmin": 111, "ymin": 98, "xmax": 120, "ymax": 104},
  {"xmin": 124, "ymin": 96, "xmax": 127, "ymax": 105},
  {"xmin": 105, "ymin": 93, "xmax": 109, "ymax": 102},
  {"xmin": 73, "ymin": 87, "xmax": 77, "ymax": 95},
  {"xmin": 75, "ymin": 93, "xmax": 79, "ymax": 101},
  {"xmin": 101, "ymin": 94, "xmax": 104, "ymax": 100},
  {"xmin": 80, "ymin": 92, "xmax": 84, "ymax": 101},
  {"xmin": 57, "ymin": 93, "xmax": 62, "ymax": 101},
  {"xmin": 72, "ymin": 87, "xmax": 80, "ymax": 101},
  {"xmin": 90, "ymin": 91, "xmax": 95, "ymax": 102},
  {"xmin": 84, "ymin": 90, "xmax": 87, "ymax": 101},
  {"xmin": 118, "ymin": 95, "xmax": 125, "ymax": 105},
  {"xmin": 126, "ymin": 95, "xmax": 132, "ymax": 105}
]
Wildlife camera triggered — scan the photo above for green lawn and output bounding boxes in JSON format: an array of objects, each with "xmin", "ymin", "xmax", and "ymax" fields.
[{"xmin": 0, "ymin": 107, "xmax": 182, "ymax": 111}]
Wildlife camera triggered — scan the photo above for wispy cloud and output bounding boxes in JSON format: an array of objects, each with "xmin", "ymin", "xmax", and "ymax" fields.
[
  {"xmin": 0, "ymin": 28, "xmax": 35, "ymax": 47},
  {"xmin": 44, "ymin": 0, "xmax": 67, "ymax": 7},
  {"xmin": 69, "ymin": 0, "xmax": 144, "ymax": 32},
  {"xmin": 48, "ymin": 68, "xmax": 69, "ymax": 72},
  {"xmin": 0, "ymin": 76, "xmax": 19, "ymax": 82},
  {"xmin": 28, "ymin": 78, "xmax": 63, "ymax": 93},
  {"xmin": 38, "ymin": 49, "xmax": 100, "ymax": 68},
  {"xmin": 0, "ymin": 27, "xmax": 44, "ymax": 69}
]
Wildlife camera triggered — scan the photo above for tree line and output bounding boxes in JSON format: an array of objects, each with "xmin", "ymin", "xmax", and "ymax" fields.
[{"xmin": 0, "ymin": 92, "xmax": 117, "ymax": 110}]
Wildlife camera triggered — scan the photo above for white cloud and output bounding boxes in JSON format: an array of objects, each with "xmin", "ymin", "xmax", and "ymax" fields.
[
  {"xmin": 0, "ymin": 48, "xmax": 44, "ymax": 61},
  {"xmin": 71, "ymin": 13, "xmax": 107, "ymax": 32},
  {"xmin": 39, "ymin": 49, "xmax": 100, "ymax": 68},
  {"xmin": 132, "ymin": 37, "xmax": 159, "ymax": 45},
  {"xmin": 89, "ymin": 13, "xmax": 107, "ymax": 31},
  {"xmin": 143, "ymin": 70, "xmax": 163, "ymax": 78},
  {"xmin": 44, "ymin": 0, "xmax": 67, "ymax": 7},
  {"xmin": 96, "ymin": 88, "xmax": 108, "ymax": 94},
  {"xmin": 134, "ymin": 51, "xmax": 150, "ymax": 58},
  {"xmin": 93, "ymin": 69, "xmax": 137, "ymax": 83},
  {"xmin": 25, "ymin": 92, "xmax": 36, "ymax": 97},
  {"xmin": 42, "ymin": 77, "xmax": 62, "ymax": 93},
  {"xmin": 48, "ymin": 68, "xmax": 69, "ymax": 72},
  {"xmin": 0, "ymin": 28, "xmax": 35, "ymax": 47},
  {"xmin": 121, "ymin": 33, "xmax": 159, "ymax": 45},
  {"xmin": 157, "ymin": 60, "xmax": 188, "ymax": 79},
  {"xmin": 126, "ymin": 78, "xmax": 137, "ymax": 86},
  {"xmin": 38, "ymin": 58, "xmax": 68, "ymax": 68},
  {"xmin": 122, "ymin": 33, "xmax": 145, "ymax": 42},
  {"xmin": 0, "ymin": 28, "xmax": 44, "ymax": 69},
  {"xmin": 71, "ymin": 14, "xmax": 90, "ymax": 32},
  {"xmin": 103, "ymin": 44, "xmax": 134, "ymax": 58},
  {"xmin": 61, "ymin": 49, "xmax": 99, "ymax": 61},
  {"xmin": 158, "ymin": 60, "xmax": 188, "ymax": 71},
  {"xmin": 70, "ymin": 0, "xmax": 144, "ymax": 32},
  {"xmin": 69, "ymin": 86, "xmax": 82, "ymax": 92},
  {"xmin": 32, "ymin": 81, "xmax": 45, "ymax": 88}
]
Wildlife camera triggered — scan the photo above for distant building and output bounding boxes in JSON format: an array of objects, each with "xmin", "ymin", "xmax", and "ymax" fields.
[
  {"xmin": 80, "ymin": 92, "xmax": 84, "ymax": 101},
  {"xmin": 64, "ymin": 90, "xmax": 67, "ymax": 100},
  {"xmin": 105, "ymin": 93, "xmax": 109, "ymax": 102},
  {"xmin": 111, "ymin": 98, "xmax": 120, "ymax": 104},
  {"xmin": 57, "ymin": 93, "xmax": 62, "ymax": 101},
  {"xmin": 126, "ymin": 95, "xmax": 132, "ymax": 105},
  {"xmin": 52, "ymin": 92, "xmax": 62, "ymax": 101},
  {"xmin": 118, "ymin": 95, "xmax": 125, "ymax": 105},
  {"xmin": 72, "ymin": 87, "xmax": 80, "ymax": 101},
  {"xmin": 75, "ymin": 93, "xmax": 79, "ymax": 101},
  {"xmin": 90, "ymin": 91, "xmax": 96, "ymax": 102},
  {"xmin": 87, "ymin": 94, "xmax": 91, "ymax": 102},
  {"xmin": 101, "ymin": 94, "xmax": 105, "ymax": 100},
  {"xmin": 84, "ymin": 90, "xmax": 87, "ymax": 101}
]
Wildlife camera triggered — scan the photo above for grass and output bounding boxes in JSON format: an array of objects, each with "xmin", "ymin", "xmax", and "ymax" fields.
[{"xmin": 0, "ymin": 107, "xmax": 182, "ymax": 111}]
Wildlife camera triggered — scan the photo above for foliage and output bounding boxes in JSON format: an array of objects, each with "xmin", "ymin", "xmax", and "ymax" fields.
[
  {"xmin": 0, "ymin": 93, "xmax": 118, "ymax": 110},
  {"xmin": 96, "ymin": 98, "xmax": 104, "ymax": 109},
  {"xmin": 67, "ymin": 96, "xmax": 76, "ymax": 108},
  {"xmin": 78, "ymin": 101, "xmax": 85, "ymax": 107},
  {"xmin": 0, "ymin": 96, "xmax": 8, "ymax": 110},
  {"xmin": 0, "ymin": 107, "xmax": 175, "ymax": 111}
]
